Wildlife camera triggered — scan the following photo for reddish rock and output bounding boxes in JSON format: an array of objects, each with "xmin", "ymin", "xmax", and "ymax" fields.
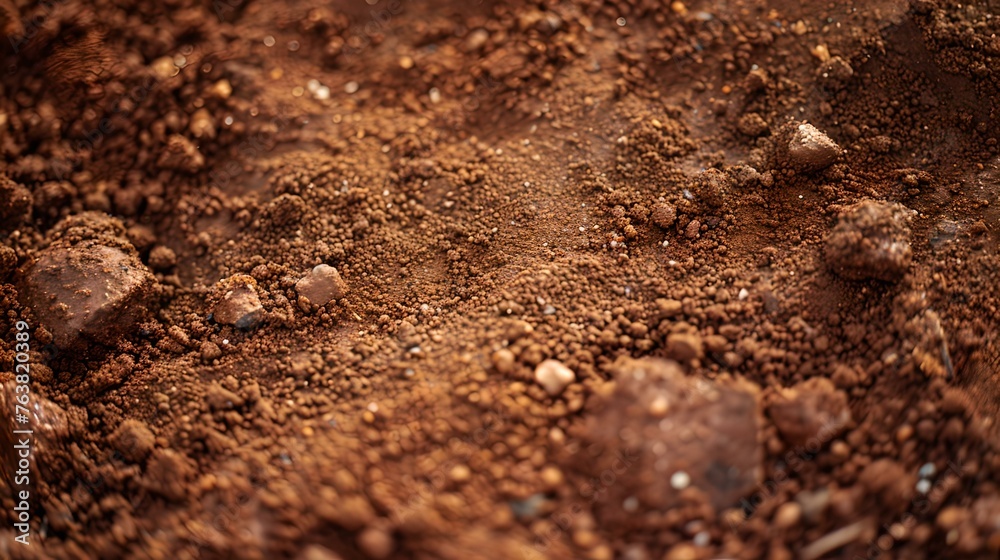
[
  {"xmin": 20, "ymin": 213, "xmax": 154, "ymax": 350},
  {"xmin": 212, "ymin": 274, "xmax": 265, "ymax": 328}
]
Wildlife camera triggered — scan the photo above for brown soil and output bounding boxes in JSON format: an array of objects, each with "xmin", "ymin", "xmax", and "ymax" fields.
[{"xmin": 2, "ymin": 0, "xmax": 1000, "ymax": 559}]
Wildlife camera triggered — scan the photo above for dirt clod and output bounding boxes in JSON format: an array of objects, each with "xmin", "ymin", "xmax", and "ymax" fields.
[
  {"xmin": 651, "ymin": 202, "xmax": 678, "ymax": 229},
  {"xmin": 737, "ymin": 112, "xmax": 770, "ymax": 137},
  {"xmin": 147, "ymin": 246, "xmax": 177, "ymax": 271},
  {"xmin": 825, "ymin": 200, "xmax": 913, "ymax": 282},
  {"xmin": 768, "ymin": 377, "xmax": 851, "ymax": 446},
  {"xmin": 578, "ymin": 358, "xmax": 761, "ymax": 519},
  {"xmin": 665, "ymin": 331, "xmax": 705, "ymax": 362},
  {"xmin": 491, "ymin": 348, "xmax": 517, "ymax": 374},
  {"xmin": 357, "ymin": 526, "xmax": 395, "ymax": 559},
  {"xmin": 0, "ymin": 245, "xmax": 15, "ymax": 278},
  {"xmin": 690, "ymin": 168, "xmax": 728, "ymax": 209},
  {"xmin": 0, "ymin": 174, "xmax": 32, "ymax": 226},
  {"xmin": 111, "ymin": 419, "xmax": 156, "ymax": 463},
  {"xmin": 143, "ymin": 449, "xmax": 193, "ymax": 502},
  {"xmin": 817, "ymin": 56, "xmax": 854, "ymax": 90},
  {"xmin": 859, "ymin": 459, "xmax": 916, "ymax": 511}
]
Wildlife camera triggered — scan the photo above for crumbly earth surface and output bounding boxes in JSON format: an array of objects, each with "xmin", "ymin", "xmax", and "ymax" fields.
[{"xmin": 1, "ymin": 0, "xmax": 1000, "ymax": 559}]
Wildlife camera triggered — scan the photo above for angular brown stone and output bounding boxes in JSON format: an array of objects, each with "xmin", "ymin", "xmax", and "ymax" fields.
[
  {"xmin": 20, "ymin": 213, "xmax": 154, "ymax": 350},
  {"xmin": 212, "ymin": 274, "xmax": 264, "ymax": 329},
  {"xmin": 786, "ymin": 123, "xmax": 842, "ymax": 173},
  {"xmin": 295, "ymin": 264, "xmax": 348, "ymax": 307}
]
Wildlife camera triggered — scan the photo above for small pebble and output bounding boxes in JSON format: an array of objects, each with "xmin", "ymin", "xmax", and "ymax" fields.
[
  {"xmin": 693, "ymin": 531, "xmax": 710, "ymax": 547},
  {"xmin": 811, "ymin": 44, "xmax": 831, "ymax": 62},
  {"xmin": 936, "ymin": 506, "xmax": 964, "ymax": 531},
  {"xmin": 491, "ymin": 348, "xmax": 516, "ymax": 374},
  {"xmin": 356, "ymin": 526, "xmax": 394, "ymax": 559},
  {"xmin": 664, "ymin": 543, "xmax": 698, "ymax": 560},
  {"xmin": 465, "ymin": 29, "xmax": 489, "ymax": 51},
  {"xmin": 209, "ymin": 79, "xmax": 232, "ymax": 99},
  {"xmin": 666, "ymin": 332, "xmax": 704, "ymax": 362},
  {"xmin": 509, "ymin": 494, "xmax": 545, "ymax": 519},
  {"xmin": 295, "ymin": 264, "xmax": 348, "ymax": 307},
  {"xmin": 450, "ymin": 464, "xmax": 471, "ymax": 482},
  {"xmin": 919, "ymin": 463, "xmax": 937, "ymax": 479},
  {"xmin": 670, "ymin": 470, "xmax": 690, "ymax": 490},
  {"xmin": 540, "ymin": 466, "xmax": 564, "ymax": 487},
  {"xmin": 534, "ymin": 359, "xmax": 575, "ymax": 396},
  {"xmin": 774, "ymin": 502, "xmax": 802, "ymax": 529},
  {"xmin": 916, "ymin": 479, "xmax": 932, "ymax": 494}
]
